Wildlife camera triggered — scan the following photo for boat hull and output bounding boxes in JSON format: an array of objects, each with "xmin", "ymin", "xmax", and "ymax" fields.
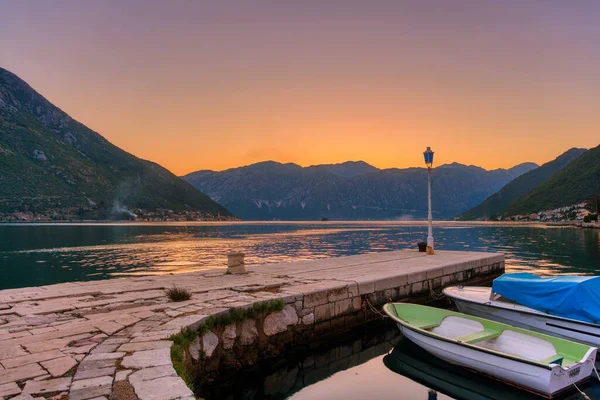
[
  {"xmin": 383, "ymin": 339, "xmax": 545, "ymax": 400},
  {"xmin": 448, "ymin": 289, "xmax": 600, "ymax": 348},
  {"xmin": 396, "ymin": 322, "xmax": 594, "ymax": 398}
]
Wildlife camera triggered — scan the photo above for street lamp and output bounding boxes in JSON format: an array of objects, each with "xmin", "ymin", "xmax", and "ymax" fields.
[{"xmin": 423, "ymin": 147, "xmax": 434, "ymax": 254}]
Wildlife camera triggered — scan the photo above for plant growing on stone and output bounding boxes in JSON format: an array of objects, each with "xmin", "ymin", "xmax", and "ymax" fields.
[
  {"xmin": 169, "ymin": 300, "xmax": 286, "ymax": 391},
  {"xmin": 169, "ymin": 328, "xmax": 198, "ymax": 391},
  {"xmin": 196, "ymin": 299, "xmax": 286, "ymax": 334},
  {"xmin": 166, "ymin": 286, "xmax": 192, "ymax": 302}
]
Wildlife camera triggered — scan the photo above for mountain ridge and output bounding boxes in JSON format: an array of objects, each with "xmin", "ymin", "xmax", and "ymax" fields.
[
  {"xmin": 458, "ymin": 148, "xmax": 587, "ymax": 220},
  {"xmin": 0, "ymin": 67, "xmax": 233, "ymax": 221},
  {"xmin": 501, "ymin": 144, "xmax": 600, "ymax": 216},
  {"xmin": 187, "ymin": 160, "xmax": 538, "ymax": 176},
  {"xmin": 183, "ymin": 160, "xmax": 538, "ymax": 220}
]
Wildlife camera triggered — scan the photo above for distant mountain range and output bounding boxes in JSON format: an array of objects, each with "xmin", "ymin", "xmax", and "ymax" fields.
[
  {"xmin": 183, "ymin": 160, "xmax": 538, "ymax": 220},
  {"xmin": 458, "ymin": 148, "xmax": 587, "ymax": 220},
  {"xmin": 0, "ymin": 67, "xmax": 232, "ymax": 220},
  {"xmin": 5, "ymin": 66, "xmax": 594, "ymax": 223},
  {"xmin": 501, "ymin": 144, "xmax": 600, "ymax": 216}
]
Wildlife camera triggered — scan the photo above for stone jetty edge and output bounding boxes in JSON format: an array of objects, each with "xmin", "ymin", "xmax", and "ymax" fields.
[{"xmin": 0, "ymin": 250, "xmax": 504, "ymax": 400}]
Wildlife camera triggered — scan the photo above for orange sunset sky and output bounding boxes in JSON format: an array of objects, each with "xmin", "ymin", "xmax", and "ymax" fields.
[{"xmin": 1, "ymin": 1, "xmax": 599, "ymax": 175}]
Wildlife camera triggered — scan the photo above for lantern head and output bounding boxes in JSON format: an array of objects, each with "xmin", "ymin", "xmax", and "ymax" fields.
[{"xmin": 423, "ymin": 147, "xmax": 434, "ymax": 168}]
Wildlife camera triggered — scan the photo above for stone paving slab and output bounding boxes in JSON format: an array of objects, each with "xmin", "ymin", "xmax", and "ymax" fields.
[
  {"xmin": 39, "ymin": 356, "xmax": 77, "ymax": 378},
  {"xmin": 0, "ymin": 382, "xmax": 20, "ymax": 397},
  {"xmin": 0, "ymin": 250, "xmax": 503, "ymax": 400},
  {"xmin": 22, "ymin": 377, "xmax": 71, "ymax": 395},
  {"xmin": 0, "ymin": 364, "xmax": 46, "ymax": 385},
  {"xmin": 131, "ymin": 376, "xmax": 192, "ymax": 400}
]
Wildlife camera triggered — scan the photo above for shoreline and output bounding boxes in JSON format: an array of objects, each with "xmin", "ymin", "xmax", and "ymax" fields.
[{"xmin": 0, "ymin": 220, "xmax": 568, "ymax": 227}]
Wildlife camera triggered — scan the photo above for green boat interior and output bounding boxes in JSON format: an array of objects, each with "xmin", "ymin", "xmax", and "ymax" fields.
[{"xmin": 384, "ymin": 303, "xmax": 591, "ymax": 368}]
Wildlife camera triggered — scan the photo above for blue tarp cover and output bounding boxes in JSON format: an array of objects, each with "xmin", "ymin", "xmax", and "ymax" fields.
[{"xmin": 492, "ymin": 273, "xmax": 600, "ymax": 324}]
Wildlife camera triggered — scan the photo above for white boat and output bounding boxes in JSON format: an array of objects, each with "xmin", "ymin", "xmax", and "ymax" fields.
[
  {"xmin": 384, "ymin": 303, "xmax": 597, "ymax": 398},
  {"xmin": 444, "ymin": 285, "xmax": 600, "ymax": 348}
]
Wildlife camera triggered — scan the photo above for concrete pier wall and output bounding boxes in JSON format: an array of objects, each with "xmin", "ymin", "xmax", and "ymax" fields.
[
  {"xmin": 185, "ymin": 251, "xmax": 504, "ymax": 377},
  {"xmin": 197, "ymin": 320, "xmax": 402, "ymax": 398}
]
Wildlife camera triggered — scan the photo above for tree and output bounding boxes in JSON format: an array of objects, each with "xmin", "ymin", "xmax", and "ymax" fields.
[{"xmin": 589, "ymin": 194, "xmax": 600, "ymax": 214}]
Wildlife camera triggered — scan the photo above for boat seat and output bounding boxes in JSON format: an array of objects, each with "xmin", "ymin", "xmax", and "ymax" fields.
[
  {"xmin": 455, "ymin": 330, "xmax": 501, "ymax": 344},
  {"xmin": 539, "ymin": 355, "xmax": 564, "ymax": 366},
  {"xmin": 431, "ymin": 316, "xmax": 485, "ymax": 338},
  {"xmin": 477, "ymin": 330, "xmax": 558, "ymax": 362},
  {"xmin": 414, "ymin": 321, "xmax": 440, "ymax": 330}
]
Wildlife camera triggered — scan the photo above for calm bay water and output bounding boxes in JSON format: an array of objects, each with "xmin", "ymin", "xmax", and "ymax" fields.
[
  {"xmin": 0, "ymin": 222, "xmax": 599, "ymax": 289},
  {"xmin": 198, "ymin": 319, "xmax": 600, "ymax": 400},
  {"xmin": 2, "ymin": 222, "xmax": 600, "ymax": 399}
]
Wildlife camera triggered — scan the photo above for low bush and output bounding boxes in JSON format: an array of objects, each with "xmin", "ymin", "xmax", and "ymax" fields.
[{"xmin": 165, "ymin": 286, "xmax": 192, "ymax": 302}]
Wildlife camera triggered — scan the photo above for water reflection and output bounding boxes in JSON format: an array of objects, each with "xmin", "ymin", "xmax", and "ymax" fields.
[
  {"xmin": 196, "ymin": 319, "xmax": 600, "ymax": 400},
  {"xmin": 0, "ymin": 223, "xmax": 599, "ymax": 289},
  {"xmin": 196, "ymin": 320, "xmax": 402, "ymax": 400}
]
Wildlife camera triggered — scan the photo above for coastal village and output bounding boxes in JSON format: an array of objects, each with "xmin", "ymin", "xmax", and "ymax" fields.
[
  {"xmin": 0, "ymin": 209, "xmax": 239, "ymax": 223},
  {"xmin": 501, "ymin": 201, "xmax": 599, "ymax": 226}
]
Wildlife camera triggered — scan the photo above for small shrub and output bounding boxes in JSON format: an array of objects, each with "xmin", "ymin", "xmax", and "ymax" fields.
[{"xmin": 165, "ymin": 286, "xmax": 191, "ymax": 302}]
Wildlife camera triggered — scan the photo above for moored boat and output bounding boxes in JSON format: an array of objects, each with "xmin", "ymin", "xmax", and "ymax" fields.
[
  {"xmin": 383, "ymin": 303, "xmax": 597, "ymax": 398},
  {"xmin": 383, "ymin": 338, "xmax": 549, "ymax": 400},
  {"xmin": 444, "ymin": 273, "xmax": 600, "ymax": 347}
]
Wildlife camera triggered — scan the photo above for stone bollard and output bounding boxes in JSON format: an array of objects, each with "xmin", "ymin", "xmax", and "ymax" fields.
[{"xmin": 227, "ymin": 251, "xmax": 246, "ymax": 274}]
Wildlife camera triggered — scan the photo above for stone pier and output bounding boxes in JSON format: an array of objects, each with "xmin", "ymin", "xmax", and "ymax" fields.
[{"xmin": 0, "ymin": 250, "xmax": 504, "ymax": 400}]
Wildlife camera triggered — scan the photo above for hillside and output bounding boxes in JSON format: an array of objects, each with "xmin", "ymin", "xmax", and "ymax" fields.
[
  {"xmin": 0, "ymin": 67, "xmax": 232, "ymax": 221},
  {"xmin": 183, "ymin": 161, "xmax": 537, "ymax": 220},
  {"xmin": 458, "ymin": 148, "xmax": 586, "ymax": 220},
  {"xmin": 502, "ymin": 144, "xmax": 600, "ymax": 216}
]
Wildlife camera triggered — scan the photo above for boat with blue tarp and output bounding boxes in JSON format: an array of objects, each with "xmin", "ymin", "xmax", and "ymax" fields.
[{"xmin": 444, "ymin": 273, "xmax": 600, "ymax": 347}]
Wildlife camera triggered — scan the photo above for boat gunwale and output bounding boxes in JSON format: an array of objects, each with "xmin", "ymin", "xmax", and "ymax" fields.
[
  {"xmin": 383, "ymin": 303, "xmax": 594, "ymax": 371},
  {"xmin": 444, "ymin": 286, "xmax": 600, "ymax": 329}
]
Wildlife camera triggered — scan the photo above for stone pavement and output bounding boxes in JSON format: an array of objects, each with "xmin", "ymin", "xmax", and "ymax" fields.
[{"xmin": 0, "ymin": 250, "xmax": 503, "ymax": 400}]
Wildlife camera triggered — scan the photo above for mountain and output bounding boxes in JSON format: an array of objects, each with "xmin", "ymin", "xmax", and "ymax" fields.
[
  {"xmin": 183, "ymin": 161, "xmax": 538, "ymax": 220},
  {"xmin": 501, "ymin": 144, "xmax": 600, "ymax": 216},
  {"xmin": 458, "ymin": 148, "xmax": 587, "ymax": 220},
  {"xmin": 314, "ymin": 161, "xmax": 379, "ymax": 177},
  {"xmin": 0, "ymin": 67, "xmax": 232, "ymax": 220}
]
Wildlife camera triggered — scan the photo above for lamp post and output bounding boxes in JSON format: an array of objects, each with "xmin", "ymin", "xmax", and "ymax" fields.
[{"xmin": 423, "ymin": 147, "xmax": 434, "ymax": 254}]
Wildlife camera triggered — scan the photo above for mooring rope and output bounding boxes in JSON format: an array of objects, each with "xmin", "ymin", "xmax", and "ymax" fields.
[
  {"xmin": 429, "ymin": 286, "xmax": 445, "ymax": 300},
  {"xmin": 365, "ymin": 297, "xmax": 388, "ymax": 319},
  {"xmin": 593, "ymin": 364, "xmax": 600, "ymax": 382},
  {"xmin": 561, "ymin": 370, "xmax": 591, "ymax": 400},
  {"xmin": 362, "ymin": 297, "xmax": 400, "ymax": 354}
]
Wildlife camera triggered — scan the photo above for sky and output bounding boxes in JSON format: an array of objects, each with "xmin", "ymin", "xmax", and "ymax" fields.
[{"xmin": 1, "ymin": 1, "xmax": 599, "ymax": 175}]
